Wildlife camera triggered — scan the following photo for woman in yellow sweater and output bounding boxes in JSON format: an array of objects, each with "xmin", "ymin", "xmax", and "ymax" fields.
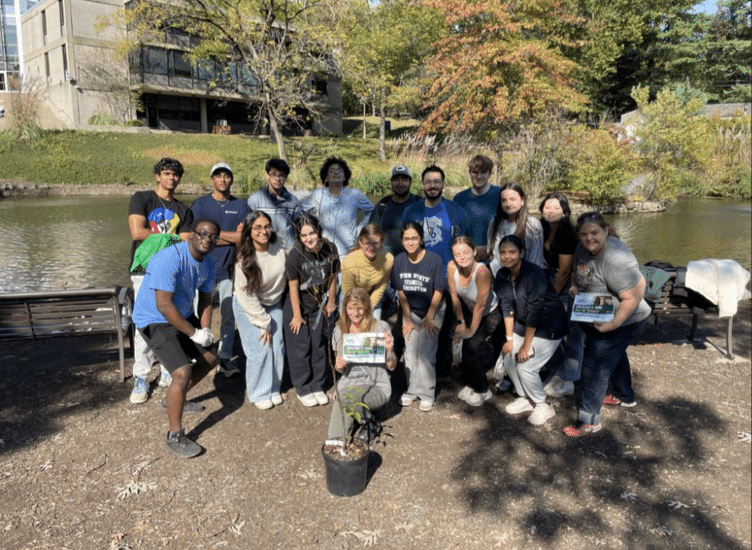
[{"xmin": 340, "ymin": 224, "xmax": 394, "ymax": 320}]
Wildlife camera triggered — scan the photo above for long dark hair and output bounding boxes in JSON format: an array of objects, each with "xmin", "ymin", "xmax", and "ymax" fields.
[
  {"xmin": 294, "ymin": 212, "xmax": 323, "ymax": 246},
  {"xmin": 488, "ymin": 183, "xmax": 530, "ymax": 253},
  {"xmin": 539, "ymin": 192, "xmax": 575, "ymax": 247},
  {"xmin": 237, "ymin": 211, "xmax": 276, "ymax": 294}
]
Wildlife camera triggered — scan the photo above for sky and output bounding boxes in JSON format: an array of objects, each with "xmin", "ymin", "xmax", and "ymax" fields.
[{"xmin": 694, "ymin": 0, "xmax": 718, "ymax": 14}]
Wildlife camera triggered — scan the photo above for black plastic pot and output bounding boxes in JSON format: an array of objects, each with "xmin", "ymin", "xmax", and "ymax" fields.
[{"xmin": 321, "ymin": 443, "xmax": 369, "ymax": 497}]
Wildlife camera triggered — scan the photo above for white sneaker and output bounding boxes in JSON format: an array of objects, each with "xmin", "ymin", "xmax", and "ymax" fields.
[
  {"xmin": 465, "ymin": 390, "xmax": 492, "ymax": 407},
  {"xmin": 158, "ymin": 366, "xmax": 172, "ymax": 388},
  {"xmin": 270, "ymin": 394, "xmax": 284, "ymax": 406},
  {"xmin": 419, "ymin": 399, "xmax": 434, "ymax": 412},
  {"xmin": 297, "ymin": 393, "xmax": 318, "ymax": 407},
  {"xmin": 400, "ymin": 394, "xmax": 416, "ymax": 407},
  {"xmin": 254, "ymin": 400, "xmax": 274, "ymax": 410},
  {"xmin": 528, "ymin": 402, "xmax": 556, "ymax": 425},
  {"xmin": 313, "ymin": 391, "xmax": 329, "ymax": 405},
  {"xmin": 457, "ymin": 386, "xmax": 473, "ymax": 402},
  {"xmin": 506, "ymin": 397, "xmax": 534, "ymax": 415},
  {"xmin": 544, "ymin": 376, "xmax": 574, "ymax": 398}
]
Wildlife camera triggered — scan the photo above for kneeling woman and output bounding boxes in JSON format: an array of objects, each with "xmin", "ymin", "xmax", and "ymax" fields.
[
  {"xmin": 328, "ymin": 288, "xmax": 397, "ymax": 443},
  {"xmin": 448, "ymin": 236, "xmax": 502, "ymax": 407},
  {"xmin": 233, "ymin": 211, "xmax": 287, "ymax": 410},
  {"xmin": 494, "ymin": 235, "xmax": 568, "ymax": 426},
  {"xmin": 564, "ymin": 212, "xmax": 650, "ymax": 437},
  {"xmin": 284, "ymin": 213, "xmax": 340, "ymax": 407}
]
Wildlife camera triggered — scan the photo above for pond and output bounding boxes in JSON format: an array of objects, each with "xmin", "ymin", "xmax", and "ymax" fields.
[{"xmin": 0, "ymin": 194, "xmax": 749, "ymax": 293}]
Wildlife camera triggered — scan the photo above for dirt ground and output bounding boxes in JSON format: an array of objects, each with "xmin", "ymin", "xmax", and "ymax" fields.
[{"xmin": 1, "ymin": 301, "xmax": 750, "ymax": 550}]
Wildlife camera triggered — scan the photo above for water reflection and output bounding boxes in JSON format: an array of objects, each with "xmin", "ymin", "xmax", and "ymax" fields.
[{"xmin": 0, "ymin": 195, "xmax": 749, "ymax": 293}]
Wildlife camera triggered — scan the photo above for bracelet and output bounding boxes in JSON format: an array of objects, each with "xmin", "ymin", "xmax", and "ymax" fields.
[{"xmin": 506, "ymin": 335, "xmax": 513, "ymax": 341}]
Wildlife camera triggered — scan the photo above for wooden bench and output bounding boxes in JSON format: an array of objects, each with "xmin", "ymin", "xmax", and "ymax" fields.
[
  {"xmin": 0, "ymin": 287, "xmax": 134, "ymax": 381},
  {"xmin": 646, "ymin": 272, "xmax": 734, "ymax": 359}
]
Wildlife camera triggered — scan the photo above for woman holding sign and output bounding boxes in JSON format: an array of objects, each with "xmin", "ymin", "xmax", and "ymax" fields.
[
  {"xmin": 494, "ymin": 235, "xmax": 568, "ymax": 426},
  {"xmin": 564, "ymin": 212, "xmax": 651, "ymax": 437},
  {"xmin": 328, "ymin": 287, "xmax": 397, "ymax": 444}
]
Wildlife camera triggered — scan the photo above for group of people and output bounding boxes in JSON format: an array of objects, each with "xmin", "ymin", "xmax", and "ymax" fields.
[{"xmin": 128, "ymin": 154, "xmax": 650, "ymax": 458}]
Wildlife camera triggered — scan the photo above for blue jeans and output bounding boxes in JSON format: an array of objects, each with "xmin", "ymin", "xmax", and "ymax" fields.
[
  {"xmin": 233, "ymin": 296, "xmax": 284, "ymax": 403},
  {"xmin": 577, "ymin": 319, "xmax": 646, "ymax": 425}
]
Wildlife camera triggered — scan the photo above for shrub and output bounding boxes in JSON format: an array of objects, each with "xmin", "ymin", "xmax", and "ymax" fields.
[
  {"xmin": 567, "ymin": 125, "xmax": 636, "ymax": 205},
  {"xmin": 629, "ymin": 85, "xmax": 715, "ymax": 200}
]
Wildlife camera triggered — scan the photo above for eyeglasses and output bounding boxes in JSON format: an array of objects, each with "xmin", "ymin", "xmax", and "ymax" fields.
[
  {"xmin": 268, "ymin": 172, "xmax": 287, "ymax": 181},
  {"xmin": 402, "ymin": 236, "xmax": 421, "ymax": 243},
  {"xmin": 423, "ymin": 178, "xmax": 443, "ymax": 185},
  {"xmin": 195, "ymin": 231, "xmax": 219, "ymax": 243},
  {"xmin": 252, "ymin": 225, "xmax": 273, "ymax": 233},
  {"xmin": 361, "ymin": 240, "xmax": 382, "ymax": 249}
]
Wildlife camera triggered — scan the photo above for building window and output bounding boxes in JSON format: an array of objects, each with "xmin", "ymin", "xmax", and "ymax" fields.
[
  {"xmin": 42, "ymin": 9, "xmax": 47, "ymax": 43},
  {"xmin": 171, "ymin": 50, "xmax": 191, "ymax": 78},
  {"xmin": 143, "ymin": 47, "xmax": 168, "ymax": 75},
  {"xmin": 44, "ymin": 52, "xmax": 50, "ymax": 79},
  {"xmin": 59, "ymin": 0, "xmax": 64, "ymax": 33},
  {"xmin": 62, "ymin": 44, "xmax": 68, "ymax": 77}
]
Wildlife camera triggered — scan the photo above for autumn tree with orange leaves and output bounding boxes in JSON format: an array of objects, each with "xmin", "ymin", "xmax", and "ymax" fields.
[{"xmin": 419, "ymin": 0, "xmax": 588, "ymax": 138}]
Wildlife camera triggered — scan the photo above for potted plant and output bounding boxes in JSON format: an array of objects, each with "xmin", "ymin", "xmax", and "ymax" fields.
[{"xmin": 322, "ymin": 387, "xmax": 371, "ymax": 497}]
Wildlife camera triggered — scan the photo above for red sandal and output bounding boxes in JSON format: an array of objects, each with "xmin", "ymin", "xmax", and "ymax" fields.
[
  {"xmin": 563, "ymin": 421, "xmax": 602, "ymax": 438},
  {"xmin": 603, "ymin": 395, "xmax": 637, "ymax": 407}
]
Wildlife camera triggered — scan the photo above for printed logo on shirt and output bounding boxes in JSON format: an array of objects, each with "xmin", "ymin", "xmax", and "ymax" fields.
[
  {"xmin": 148, "ymin": 207, "xmax": 181, "ymax": 234},
  {"xmin": 423, "ymin": 215, "xmax": 443, "ymax": 248}
]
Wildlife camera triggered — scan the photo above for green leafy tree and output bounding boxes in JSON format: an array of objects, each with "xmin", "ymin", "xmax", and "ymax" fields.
[
  {"xmin": 418, "ymin": 0, "xmax": 587, "ymax": 138},
  {"xmin": 338, "ymin": 0, "xmax": 443, "ymax": 159},
  {"xmin": 630, "ymin": 85, "xmax": 714, "ymax": 199},
  {"xmin": 126, "ymin": 0, "xmax": 339, "ymax": 160}
]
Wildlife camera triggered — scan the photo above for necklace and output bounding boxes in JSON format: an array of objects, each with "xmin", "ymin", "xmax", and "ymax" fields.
[{"xmin": 157, "ymin": 193, "xmax": 174, "ymax": 211}]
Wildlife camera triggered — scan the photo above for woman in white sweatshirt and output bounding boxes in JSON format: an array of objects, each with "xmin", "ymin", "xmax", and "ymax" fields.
[{"xmin": 233, "ymin": 211, "xmax": 287, "ymax": 410}]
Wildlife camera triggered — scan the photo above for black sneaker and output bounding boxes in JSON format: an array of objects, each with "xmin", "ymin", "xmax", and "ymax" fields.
[
  {"xmin": 164, "ymin": 430, "xmax": 203, "ymax": 458},
  {"xmin": 161, "ymin": 398, "xmax": 205, "ymax": 415},
  {"xmin": 217, "ymin": 358, "xmax": 241, "ymax": 377}
]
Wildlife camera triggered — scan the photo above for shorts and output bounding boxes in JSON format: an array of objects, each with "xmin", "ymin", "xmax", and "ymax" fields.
[{"xmin": 138, "ymin": 317, "xmax": 215, "ymax": 373}]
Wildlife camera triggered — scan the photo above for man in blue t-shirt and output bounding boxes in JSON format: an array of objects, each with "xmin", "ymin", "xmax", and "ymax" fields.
[
  {"xmin": 401, "ymin": 166, "xmax": 469, "ymax": 380},
  {"xmin": 401, "ymin": 165, "xmax": 469, "ymax": 271},
  {"xmin": 453, "ymin": 154, "xmax": 500, "ymax": 261},
  {"xmin": 132, "ymin": 218, "xmax": 220, "ymax": 458},
  {"xmin": 191, "ymin": 163, "xmax": 250, "ymax": 377}
]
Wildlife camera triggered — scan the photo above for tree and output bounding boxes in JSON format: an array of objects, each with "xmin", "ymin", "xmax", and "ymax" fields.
[
  {"xmin": 418, "ymin": 0, "xmax": 588, "ymax": 138},
  {"xmin": 337, "ymin": 0, "xmax": 443, "ymax": 159},
  {"xmin": 126, "ymin": 0, "xmax": 339, "ymax": 160},
  {"xmin": 630, "ymin": 85, "xmax": 713, "ymax": 200}
]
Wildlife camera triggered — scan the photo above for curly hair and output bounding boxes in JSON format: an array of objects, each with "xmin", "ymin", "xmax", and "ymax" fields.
[
  {"xmin": 153, "ymin": 157, "xmax": 184, "ymax": 177},
  {"xmin": 319, "ymin": 156, "xmax": 352, "ymax": 187}
]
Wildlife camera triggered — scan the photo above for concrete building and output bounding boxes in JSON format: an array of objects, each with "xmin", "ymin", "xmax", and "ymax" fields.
[
  {"xmin": 20, "ymin": 0, "xmax": 342, "ymax": 134},
  {"xmin": 1, "ymin": 0, "xmax": 37, "ymax": 91}
]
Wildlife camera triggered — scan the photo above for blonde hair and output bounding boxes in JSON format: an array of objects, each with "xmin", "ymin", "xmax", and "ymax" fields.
[
  {"xmin": 350, "ymin": 223, "xmax": 385, "ymax": 253},
  {"xmin": 338, "ymin": 287, "xmax": 376, "ymax": 334}
]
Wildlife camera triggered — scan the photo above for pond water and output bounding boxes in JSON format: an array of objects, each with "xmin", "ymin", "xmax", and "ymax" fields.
[{"xmin": 0, "ymin": 194, "xmax": 749, "ymax": 293}]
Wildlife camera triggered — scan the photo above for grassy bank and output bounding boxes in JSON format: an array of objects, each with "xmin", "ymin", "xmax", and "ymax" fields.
[{"xmin": 0, "ymin": 117, "xmax": 447, "ymax": 196}]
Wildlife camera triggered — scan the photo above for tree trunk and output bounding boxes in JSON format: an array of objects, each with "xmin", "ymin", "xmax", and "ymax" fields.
[
  {"xmin": 267, "ymin": 102, "xmax": 287, "ymax": 161},
  {"xmin": 378, "ymin": 87, "xmax": 386, "ymax": 161},
  {"xmin": 362, "ymin": 101, "xmax": 367, "ymax": 139}
]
